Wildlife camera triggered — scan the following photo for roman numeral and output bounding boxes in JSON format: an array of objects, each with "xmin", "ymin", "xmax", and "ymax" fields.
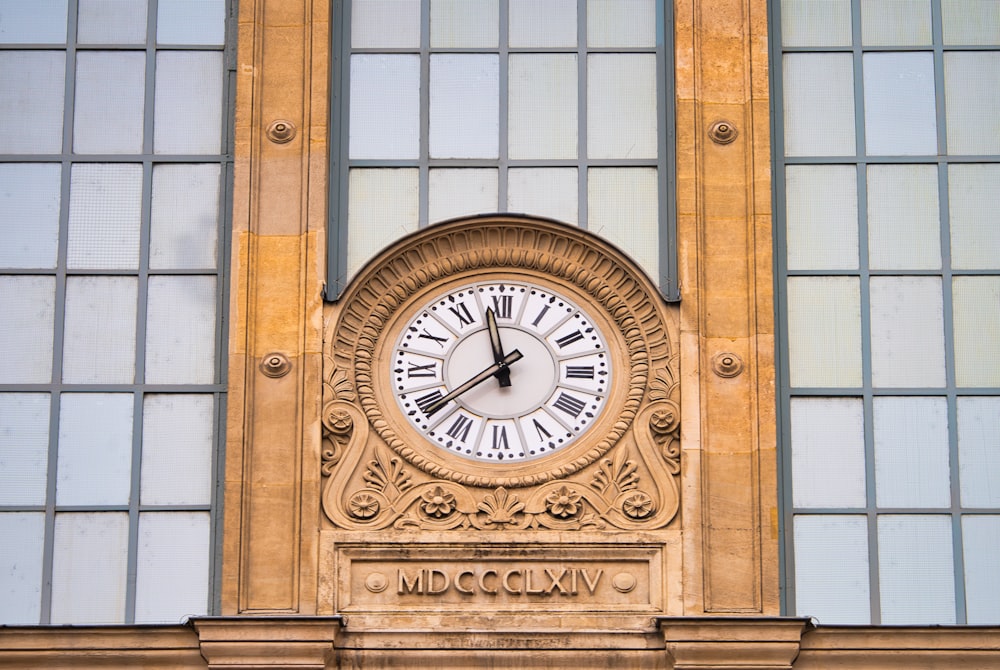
[
  {"xmin": 445, "ymin": 414, "xmax": 473, "ymax": 442},
  {"xmin": 532, "ymin": 419, "xmax": 552, "ymax": 440},
  {"xmin": 530, "ymin": 304, "xmax": 551, "ymax": 327},
  {"xmin": 416, "ymin": 328, "xmax": 448, "ymax": 348},
  {"xmin": 414, "ymin": 390, "xmax": 444, "ymax": 416},
  {"xmin": 565, "ymin": 365, "xmax": 595, "ymax": 379},
  {"xmin": 491, "ymin": 425, "xmax": 510, "ymax": 451},
  {"xmin": 407, "ymin": 361, "xmax": 437, "ymax": 378},
  {"xmin": 553, "ymin": 392, "xmax": 586, "ymax": 418},
  {"xmin": 448, "ymin": 301, "xmax": 475, "ymax": 327},
  {"xmin": 491, "ymin": 294, "xmax": 512, "ymax": 319},
  {"xmin": 555, "ymin": 330, "xmax": 584, "ymax": 348}
]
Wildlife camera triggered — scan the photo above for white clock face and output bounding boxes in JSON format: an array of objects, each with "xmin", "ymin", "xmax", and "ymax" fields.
[{"xmin": 391, "ymin": 281, "xmax": 612, "ymax": 463}]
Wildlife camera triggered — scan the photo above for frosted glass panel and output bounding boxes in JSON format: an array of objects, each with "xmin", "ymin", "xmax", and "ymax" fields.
[
  {"xmin": 963, "ymin": 516, "xmax": 1000, "ymax": 624},
  {"xmin": 587, "ymin": 0, "xmax": 655, "ymax": 47},
  {"xmin": 783, "ymin": 53, "xmax": 855, "ymax": 157},
  {"xmin": 878, "ymin": 515, "xmax": 956, "ymax": 624},
  {"xmin": 0, "ymin": 51, "xmax": 65, "ymax": 153},
  {"xmin": 781, "ymin": 0, "xmax": 852, "ymax": 47},
  {"xmin": 51, "ymin": 512, "xmax": 128, "ymax": 624},
  {"xmin": 349, "ymin": 55, "xmax": 420, "ymax": 160},
  {"xmin": 67, "ymin": 163, "xmax": 142, "ymax": 269},
  {"xmin": 874, "ymin": 397, "xmax": 950, "ymax": 507},
  {"xmin": 73, "ymin": 51, "xmax": 145, "ymax": 154},
  {"xmin": 587, "ymin": 54, "xmax": 657, "ymax": 160},
  {"xmin": 957, "ymin": 397, "xmax": 1000, "ymax": 507},
  {"xmin": 347, "ymin": 169, "xmax": 418, "ymax": 278},
  {"xmin": 135, "ymin": 512, "xmax": 210, "ymax": 623},
  {"xmin": 867, "ymin": 164, "xmax": 940, "ymax": 270},
  {"xmin": 509, "ymin": 54, "xmax": 577, "ymax": 160},
  {"xmin": 791, "ymin": 398, "xmax": 866, "ymax": 508},
  {"xmin": 861, "ymin": 0, "xmax": 931, "ymax": 46},
  {"xmin": 942, "ymin": 0, "xmax": 1000, "ymax": 45},
  {"xmin": 141, "ymin": 395, "xmax": 213, "ymax": 505},
  {"xmin": 0, "ymin": 0, "xmax": 67, "ymax": 43},
  {"xmin": 508, "ymin": 168, "xmax": 578, "ymax": 225},
  {"xmin": 944, "ymin": 53, "xmax": 1000, "ymax": 155},
  {"xmin": 863, "ymin": 53, "xmax": 937, "ymax": 156},
  {"xmin": 352, "ymin": 0, "xmax": 420, "ymax": 48},
  {"xmin": 0, "ymin": 163, "xmax": 61, "ymax": 269},
  {"xmin": 78, "ymin": 0, "xmax": 147, "ymax": 44},
  {"xmin": 157, "ymin": 0, "xmax": 226, "ymax": 45},
  {"xmin": 145, "ymin": 276, "xmax": 217, "ymax": 384},
  {"xmin": 953, "ymin": 277, "xmax": 1000, "ymax": 387},
  {"xmin": 869, "ymin": 276, "xmax": 945, "ymax": 387},
  {"xmin": 56, "ymin": 393, "xmax": 133, "ymax": 506},
  {"xmin": 588, "ymin": 168, "xmax": 658, "ymax": 281},
  {"xmin": 948, "ymin": 164, "xmax": 1000, "ymax": 270},
  {"xmin": 154, "ymin": 51, "xmax": 224, "ymax": 154},
  {"xmin": 0, "ymin": 394, "xmax": 50, "ymax": 505},
  {"xmin": 785, "ymin": 165, "xmax": 858, "ymax": 270},
  {"xmin": 0, "ymin": 275, "xmax": 55, "ymax": 383},
  {"xmin": 0, "ymin": 513, "xmax": 44, "ymax": 625},
  {"xmin": 429, "ymin": 55, "xmax": 499, "ymax": 159},
  {"xmin": 428, "ymin": 169, "xmax": 497, "ymax": 224},
  {"xmin": 793, "ymin": 516, "xmax": 870, "ymax": 624},
  {"xmin": 430, "ymin": 0, "xmax": 498, "ymax": 48},
  {"xmin": 150, "ymin": 164, "xmax": 220, "ymax": 270},
  {"xmin": 62, "ymin": 276, "xmax": 137, "ymax": 384},
  {"xmin": 787, "ymin": 277, "xmax": 862, "ymax": 387},
  {"xmin": 509, "ymin": 0, "xmax": 576, "ymax": 48}
]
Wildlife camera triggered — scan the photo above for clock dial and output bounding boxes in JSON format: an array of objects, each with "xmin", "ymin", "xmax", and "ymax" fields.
[{"xmin": 392, "ymin": 281, "xmax": 612, "ymax": 464}]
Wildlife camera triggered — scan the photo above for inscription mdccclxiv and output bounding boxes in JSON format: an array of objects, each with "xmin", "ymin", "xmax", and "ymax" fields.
[{"xmin": 388, "ymin": 566, "xmax": 620, "ymax": 596}]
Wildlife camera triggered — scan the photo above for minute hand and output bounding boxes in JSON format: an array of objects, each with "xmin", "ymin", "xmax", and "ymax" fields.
[{"xmin": 424, "ymin": 349, "xmax": 523, "ymax": 416}]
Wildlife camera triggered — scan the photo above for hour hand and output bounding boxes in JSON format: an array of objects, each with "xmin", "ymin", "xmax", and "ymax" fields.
[
  {"xmin": 485, "ymin": 307, "xmax": 512, "ymax": 387},
  {"xmin": 424, "ymin": 349, "xmax": 523, "ymax": 416}
]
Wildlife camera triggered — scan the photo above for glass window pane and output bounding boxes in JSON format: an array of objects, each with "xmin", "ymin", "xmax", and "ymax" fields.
[
  {"xmin": 944, "ymin": 52, "xmax": 1000, "ymax": 156},
  {"xmin": 349, "ymin": 55, "xmax": 420, "ymax": 160},
  {"xmin": 780, "ymin": 0, "xmax": 852, "ymax": 47},
  {"xmin": 73, "ymin": 51, "xmax": 145, "ymax": 154},
  {"xmin": 430, "ymin": 0, "xmax": 497, "ymax": 48},
  {"xmin": 953, "ymin": 277, "xmax": 1000, "ymax": 387},
  {"xmin": 874, "ymin": 397, "xmax": 950, "ymax": 508},
  {"xmin": 150, "ymin": 164, "xmax": 220, "ymax": 270},
  {"xmin": 141, "ymin": 395, "xmax": 213, "ymax": 505},
  {"xmin": 787, "ymin": 277, "xmax": 862, "ymax": 387},
  {"xmin": 509, "ymin": 54, "xmax": 577, "ymax": 160},
  {"xmin": 587, "ymin": 54, "xmax": 657, "ymax": 160},
  {"xmin": 0, "ymin": 394, "xmax": 50, "ymax": 506},
  {"xmin": 157, "ymin": 0, "xmax": 226, "ymax": 45},
  {"xmin": 783, "ymin": 53, "xmax": 856, "ymax": 156},
  {"xmin": 78, "ymin": 0, "xmax": 147, "ymax": 44},
  {"xmin": 154, "ymin": 51, "xmax": 224, "ymax": 154},
  {"xmin": 0, "ymin": 275, "xmax": 55, "ymax": 384},
  {"xmin": 50, "ymin": 512, "xmax": 128, "ymax": 624},
  {"xmin": 870, "ymin": 276, "xmax": 945, "ymax": 387},
  {"xmin": 588, "ymin": 168, "xmax": 658, "ymax": 281},
  {"xmin": 0, "ymin": 512, "xmax": 45, "ymax": 625},
  {"xmin": 429, "ymin": 54, "xmax": 499, "ymax": 159},
  {"xmin": 347, "ymin": 169, "xmax": 418, "ymax": 278},
  {"xmin": 135, "ymin": 512, "xmax": 210, "ymax": 623},
  {"xmin": 587, "ymin": 0, "xmax": 656, "ymax": 47},
  {"xmin": 352, "ymin": 0, "xmax": 420, "ymax": 48},
  {"xmin": 878, "ymin": 515, "xmax": 956, "ymax": 624},
  {"xmin": 791, "ymin": 398, "xmax": 867, "ymax": 508},
  {"xmin": 785, "ymin": 165, "xmax": 858, "ymax": 270},
  {"xmin": 62, "ymin": 276, "xmax": 137, "ymax": 384},
  {"xmin": 948, "ymin": 164, "xmax": 1000, "ymax": 270},
  {"xmin": 145, "ymin": 276, "xmax": 217, "ymax": 384},
  {"xmin": 0, "ymin": 163, "xmax": 61, "ymax": 269},
  {"xmin": 0, "ymin": 51, "xmax": 65, "ymax": 153},
  {"xmin": 67, "ymin": 163, "xmax": 142, "ymax": 270},
  {"xmin": 963, "ymin": 515, "xmax": 1000, "ymax": 624},
  {"xmin": 861, "ymin": 0, "xmax": 931, "ymax": 46},
  {"xmin": 793, "ymin": 515, "xmax": 870, "ymax": 624},
  {"xmin": 0, "ymin": 0, "xmax": 67, "ymax": 43},
  {"xmin": 428, "ymin": 168, "xmax": 497, "ymax": 224},
  {"xmin": 867, "ymin": 164, "xmax": 941, "ymax": 270},
  {"xmin": 56, "ymin": 393, "xmax": 133, "ymax": 506},
  {"xmin": 509, "ymin": 0, "xmax": 576, "ymax": 48},
  {"xmin": 507, "ymin": 168, "xmax": 578, "ymax": 225},
  {"xmin": 957, "ymin": 397, "xmax": 1000, "ymax": 508},
  {"xmin": 863, "ymin": 53, "xmax": 937, "ymax": 156},
  {"xmin": 941, "ymin": 0, "xmax": 1000, "ymax": 45}
]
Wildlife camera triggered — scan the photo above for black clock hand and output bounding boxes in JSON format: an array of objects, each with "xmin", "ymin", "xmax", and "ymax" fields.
[
  {"xmin": 423, "ymin": 349, "xmax": 523, "ymax": 416},
  {"xmin": 485, "ymin": 307, "xmax": 512, "ymax": 387}
]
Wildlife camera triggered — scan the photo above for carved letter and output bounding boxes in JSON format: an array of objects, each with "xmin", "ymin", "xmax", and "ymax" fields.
[
  {"xmin": 428, "ymin": 569, "xmax": 450, "ymax": 594},
  {"xmin": 580, "ymin": 568, "xmax": 603, "ymax": 595},
  {"xmin": 524, "ymin": 569, "xmax": 544, "ymax": 595},
  {"xmin": 398, "ymin": 570, "xmax": 423, "ymax": 595},
  {"xmin": 544, "ymin": 568, "xmax": 569, "ymax": 595},
  {"xmin": 502, "ymin": 569, "xmax": 522, "ymax": 595},
  {"xmin": 455, "ymin": 570, "xmax": 475, "ymax": 595},
  {"xmin": 479, "ymin": 570, "xmax": 498, "ymax": 595}
]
